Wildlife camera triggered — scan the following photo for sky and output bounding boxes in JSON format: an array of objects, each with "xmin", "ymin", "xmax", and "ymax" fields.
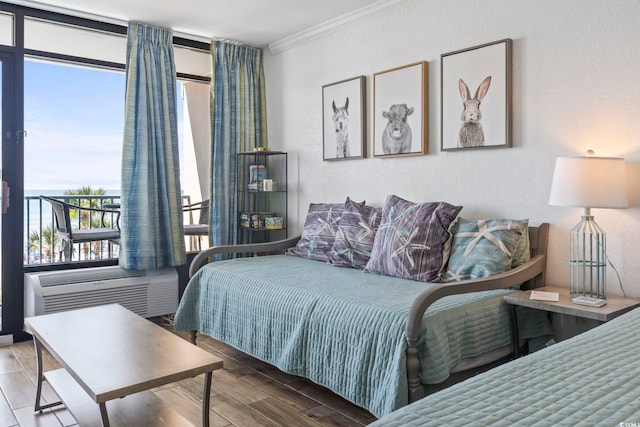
[{"xmin": 24, "ymin": 60, "xmax": 183, "ymax": 191}]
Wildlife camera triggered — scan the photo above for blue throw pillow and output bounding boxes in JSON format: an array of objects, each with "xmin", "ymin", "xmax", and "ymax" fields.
[
  {"xmin": 511, "ymin": 224, "xmax": 531, "ymax": 267},
  {"xmin": 441, "ymin": 218, "xmax": 528, "ymax": 282}
]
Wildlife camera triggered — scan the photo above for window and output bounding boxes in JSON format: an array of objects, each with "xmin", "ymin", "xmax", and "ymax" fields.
[
  {"xmin": 1, "ymin": 2, "xmax": 213, "ymax": 338},
  {"xmin": 0, "ymin": 12, "xmax": 14, "ymax": 47},
  {"xmin": 24, "ymin": 59, "xmax": 125, "ymax": 191},
  {"xmin": 25, "ymin": 18, "xmax": 126, "ymax": 63},
  {"xmin": 24, "ymin": 60, "xmax": 126, "ymax": 263},
  {"xmin": 21, "ymin": 16, "xmax": 211, "ymax": 264}
]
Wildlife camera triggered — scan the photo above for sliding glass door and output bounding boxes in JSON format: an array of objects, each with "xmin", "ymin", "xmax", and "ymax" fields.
[
  {"xmin": 0, "ymin": 50, "xmax": 27, "ymax": 341},
  {"xmin": 0, "ymin": 55, "xmax": 4, "ymax": 334},
  {"xmin": 0, "ymin": 3, "xmax": 210, "ymax": 342}
]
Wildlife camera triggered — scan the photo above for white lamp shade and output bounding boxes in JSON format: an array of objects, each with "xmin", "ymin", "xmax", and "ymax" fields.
[{"xmin": 549, "ymin": 156, "xmax": 628, "ymax": 208}]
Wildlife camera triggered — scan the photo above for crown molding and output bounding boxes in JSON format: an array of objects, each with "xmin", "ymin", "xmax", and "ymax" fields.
[{"xmin": 268, "ymin": 0, "xmax": 413, "ymax": 55}]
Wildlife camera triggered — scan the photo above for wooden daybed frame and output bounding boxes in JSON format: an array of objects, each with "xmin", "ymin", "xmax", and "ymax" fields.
[{"xmin": 187, "ymin": 223, "xmax": 549, "ymax": 404}]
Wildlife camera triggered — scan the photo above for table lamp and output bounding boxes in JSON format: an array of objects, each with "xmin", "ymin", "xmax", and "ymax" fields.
[{"xmin": 548, "ymin": 151, "xmax": 628, "ymax": 299}]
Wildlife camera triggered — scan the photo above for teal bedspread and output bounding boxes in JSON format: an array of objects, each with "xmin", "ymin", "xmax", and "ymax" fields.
[
  {"xmin": 174, "ymin": 255, "xmax": 549, "ymax": 417},
  {"xmin": 370, "ymin": 306, "xmax": 640, "ymax": 426}
]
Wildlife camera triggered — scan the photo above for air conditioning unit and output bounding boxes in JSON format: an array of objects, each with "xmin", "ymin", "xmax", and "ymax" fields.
[{"xmin": 25, "ymin": 266, "xmax": 178, "ymax": 318}]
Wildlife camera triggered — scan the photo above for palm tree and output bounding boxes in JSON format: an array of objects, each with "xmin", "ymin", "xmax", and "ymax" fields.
[
  {"xmin": 63, "ymin": 186, "xmax": 112, "ymax": 260},
  {"xmin": 64, "ymin": 186, "xmax": 108, "ymax": 225},
  {"xmin": 29, "ymin": 225, "xmax": 58, "ymax": 263}
]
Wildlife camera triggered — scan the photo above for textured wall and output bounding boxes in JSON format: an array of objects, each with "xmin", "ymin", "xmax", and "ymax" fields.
[{"xmin": 263, "ymin": 0, "xmax": 640, "ymax": 296}]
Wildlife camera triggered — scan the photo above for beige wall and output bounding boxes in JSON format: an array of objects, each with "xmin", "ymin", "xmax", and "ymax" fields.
[{"xmin": 263, "ymin": 0, "xmax": 640, "ymax": 297}]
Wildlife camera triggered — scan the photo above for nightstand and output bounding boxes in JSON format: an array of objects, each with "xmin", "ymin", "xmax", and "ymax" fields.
[{"xmin": 505, "ymin": 285, "xmax": 640, "ymax": 350}]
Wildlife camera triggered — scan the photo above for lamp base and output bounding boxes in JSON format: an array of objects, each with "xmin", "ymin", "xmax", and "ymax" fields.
[{"xmin": 569, "ymin": 214, "xmax": 607, "ymax": 299}]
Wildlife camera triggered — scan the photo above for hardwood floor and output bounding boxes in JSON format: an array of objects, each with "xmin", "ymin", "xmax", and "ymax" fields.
[{"xmin": 0, "ymin": 319, "xmax": 376, "ymax": 427}]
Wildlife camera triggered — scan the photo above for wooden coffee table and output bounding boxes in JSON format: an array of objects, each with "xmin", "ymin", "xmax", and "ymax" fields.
[{"xmin": 24, "ymin": 304, "xmax": 223, "ymax": 427}]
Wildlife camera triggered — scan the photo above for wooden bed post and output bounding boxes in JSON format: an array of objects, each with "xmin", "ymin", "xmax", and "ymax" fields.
[
  {"xmin": 406, "ymin": 339, "xmax": 424, "ymax": 403},
  {"xmin": 533, "ymin": 223, "xmax": 549, "ymax": 288},
  {"xmin": 189, "ymin": 330, "xmax": 197, "ymax": 345},
  {"xmin": 521, "ymin": 223, "xmax": 549, "ymax": 290}
]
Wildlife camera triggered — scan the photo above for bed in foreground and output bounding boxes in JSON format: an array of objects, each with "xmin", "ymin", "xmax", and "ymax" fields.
[{"xmin": 369, "ymin": 305, "xmax": 640, "ymax": 426}]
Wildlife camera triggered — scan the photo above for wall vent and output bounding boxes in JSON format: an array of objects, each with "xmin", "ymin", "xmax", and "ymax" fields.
[{"xmin": 25, "ymin": 266, "xmax": 178, "ymax": 318}]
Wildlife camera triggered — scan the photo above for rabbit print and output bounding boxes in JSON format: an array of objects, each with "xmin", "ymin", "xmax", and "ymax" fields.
[{"xmin": 458, "ymin": 76, "xmax": 491, "ymax": 148}]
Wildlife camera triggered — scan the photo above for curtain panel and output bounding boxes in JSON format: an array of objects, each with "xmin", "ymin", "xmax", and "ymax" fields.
[
  {"xmin": 120, "ymin": 22, "xmax": 186, "ymax": 269},
  {"xmin": 210, "ymin": 41, "xmax": 268, "ymax": 248}
]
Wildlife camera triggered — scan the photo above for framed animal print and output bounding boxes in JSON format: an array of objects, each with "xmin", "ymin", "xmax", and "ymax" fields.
[
  {"xmin": 441, "ymin": 38, "xmax": 512, "ymax": 151},
  {"xmin": 373, "ymin": 61, "xmax": 428, "ymax": 157},
  {"xmin": 322, "ymin": 76, "xmax": 366, "ymax": 161}
]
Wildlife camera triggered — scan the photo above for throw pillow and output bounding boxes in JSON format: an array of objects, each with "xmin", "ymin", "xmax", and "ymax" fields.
[
  {"xmin": 441, "ymin": 218, "xmax": 528, "ymax": 282},
  {"xmin": 364, "ymin": 195, "xmax": 463, "ymax": 282},
  {"xmin": 511, "ymin": 224, "xmax": 531, "ymax": 267},
  {"xmin": 329, "ymin": 200, "xmax": 382, "ymax": 269},
  {"xmin": 288, "ymin": 198, "xmax": 363, "ymax": 262}
]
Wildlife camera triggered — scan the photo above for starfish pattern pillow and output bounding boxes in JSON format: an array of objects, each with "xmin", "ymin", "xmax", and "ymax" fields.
[
  {"xmin": 364, "ymin": 195, "xmax": 462, "ymax": 282},
  {"xmin": 288, "ymin": 198, "xmax": 363, "ymax": 262},
  {"xmin": 329, "ymin": 200, "xmax": 382, "ymax": 269},
  {"xmin": 441, "ymin": 218, "xmax": 528, "ymax": 282}
]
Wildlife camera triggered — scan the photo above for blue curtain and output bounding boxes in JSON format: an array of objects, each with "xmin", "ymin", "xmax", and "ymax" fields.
[
  {"xmin": 210, "ymin": 41, "xmax": 268, "ymax": 247},
  {"xmin": 120, "ymin": 23, "xmax": 186, "ymax": 269}
]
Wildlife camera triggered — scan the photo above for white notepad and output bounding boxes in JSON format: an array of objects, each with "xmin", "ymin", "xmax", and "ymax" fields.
[{"xmin": 530, "ymin": 290, "xmax": 559, "ymax": 302}]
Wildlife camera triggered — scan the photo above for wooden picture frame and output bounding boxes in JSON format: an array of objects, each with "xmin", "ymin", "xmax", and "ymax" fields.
[
  {"xmin": 373, "ymin": 61, "xmax": 428, "ymax": 157},
  {"xmin": 322, "ymin": 76, "xmax": 366, "ymax": 160},
  {"xmin": 441, "ymin": 38, "xmax": 512, "ymax": 151}
]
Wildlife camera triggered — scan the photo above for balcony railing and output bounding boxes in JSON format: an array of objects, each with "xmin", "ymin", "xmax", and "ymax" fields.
[{"xmin": 25, "ymin": 195, "xmax": 200, "ymax": 265}]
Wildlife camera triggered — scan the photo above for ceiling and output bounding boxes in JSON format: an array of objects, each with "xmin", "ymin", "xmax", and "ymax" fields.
[{"xmin": 6, "ymin": 0, "xmax": 376, "ymax": 47}]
